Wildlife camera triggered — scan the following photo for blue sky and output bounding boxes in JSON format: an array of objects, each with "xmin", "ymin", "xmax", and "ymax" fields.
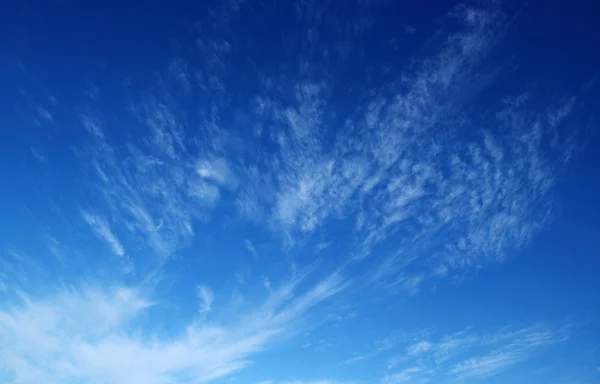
[{"xmin": 1, "ymin": 0, "xmax": 599, "ymax": 383}]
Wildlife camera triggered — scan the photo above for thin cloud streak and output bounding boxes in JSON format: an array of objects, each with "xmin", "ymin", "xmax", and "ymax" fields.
[{"xmin": 81, "ymin": 211, "xmax": 125, "ymax": 257}]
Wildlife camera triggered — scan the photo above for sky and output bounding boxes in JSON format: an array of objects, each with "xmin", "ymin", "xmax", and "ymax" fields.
[{"xmin": 1, "ymin": 0, "xmax": 599, "ymax": 383}]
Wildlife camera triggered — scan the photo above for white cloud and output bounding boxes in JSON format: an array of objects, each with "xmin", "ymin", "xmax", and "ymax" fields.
[
  {"xmin": 197, "ymin": 285, "xmax": 215, "ymax": 313},
  {"xmin": 0, "ymin": 273, "xmax": 346, "ymax": 384},
  {"xmin": 218, "ymin": 4, "xmax": 583, "ymax": 297},
  {"xmin": 406, "ymin": 341, "xmax": 432, "ymax": 356},
  {"xmin": 374, "ymin": 325, "xmax": 568, "ymax": 383},
  {"xmin": 65, "ymin": 2, "xmax": 581, "ymax": 299},
  {"xmin": 382, "ymin": 367, "xmax": 424, "ymax": 384},
  {"xmin": 80, "ymin": 97, "xmax": 203, "ymax": 262},
  {"xmin": 234, "ymin": 271, "xmax": 246, "ymax": 285},
  {"xmin": 30, "ymin": 147, "xmax": 48, "ymax": 164},
  {"xmin": 36, "ymin": 105, "xmax": 53, "ymax": 122},
  {"xmin": 449, "ymin": 350, "xmax": 521, "ymax": 379},
  {"xmin": 4, "ymin": 2, "xmax": 592, "ymax": 384},
  {"xmin": 80, "ymin": 113, "xmax": 105, "ymax": 139},
  {"xmin": 196, "ymin": 158, "xmax": 237, "ymax": 188},
  {"xmin": 169, "ymin": 58, "xmax": 191, "ymax": 92},
  {"xmin": 262, "ymin": 276, "xmax": 272, "ymax": 289},
  {"xmin": 340, "ymin": 323, "xmax": 568, "ymax": 383},
  {"xmin": 81, "ymin": 211, "xmax": 125, "ymax": 257},
  {"xmin": 435, "ymin": 331, "xmax": 479, "ymax": 362},
  {"xmin": 0, "ymin": 248, "xmax": 46, "ymax": 291},
  {"xmin": 189, "ymin": 181, "xmax": 221, "ymax": 205},
  {"xmin": 244, "ymin": 239, "xmax": 257, "ymax": 256},
  {"xmin": 262, "ymin": 381, "xmax": 354, "ymax": 384},
  {"xmin": 85, "ymin": 81, "xmax": 100, "ymax": 99},
  {"xmin": 395, "ymin": 275, "xmax": 424, "ymax": 295}
]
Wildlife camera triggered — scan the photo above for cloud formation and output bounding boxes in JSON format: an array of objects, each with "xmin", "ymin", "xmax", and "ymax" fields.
[
  {"xmin": 378, "ymin": 325, "xmax": 570, "ymax": 382},
  {"xmin": 197, "ymin": 285, "xmax": 215, "ymax": 313},
  {"xmin": 81, "ymin": 211, "xmax": 125, "ymax": 257},
  {"xmin": 0, "ymin": 272, "xmax": 346, "ymax": 383},
  {"xmin": 0, "ymin": 1, "xmax": 593, "ymax": 383}
]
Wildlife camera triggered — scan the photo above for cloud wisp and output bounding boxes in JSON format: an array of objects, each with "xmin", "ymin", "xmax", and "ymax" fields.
[
  {"xmin": 81, "ymin": 211, "xmax": 125, "ymax": 257},
  {"xmin": 379, "ymin": 325, "xmax": 569, "ymax": 382}
]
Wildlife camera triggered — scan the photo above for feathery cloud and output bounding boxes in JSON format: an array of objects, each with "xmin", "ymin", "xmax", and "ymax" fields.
[
  {"xmin": 380, "ymin": 325, "xmax": 569, "ymax": 382},
  {"xmin": 81, "ymin": 211, "xmax": 125, "ymax": 257},
  {"xmin": 197, "ymin": 285, "xmax": 215, "ymax": 313},
  {"xmin": 1, "ymin": 1, "xmax": 593, "ymax": 383},
  {"xmin": 0, "ymin": 272, "xmax": 346, "ymax": 383}
]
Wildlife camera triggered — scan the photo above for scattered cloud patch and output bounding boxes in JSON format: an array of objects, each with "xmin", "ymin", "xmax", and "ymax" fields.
[
  {"xmin": 262, "ymin": 381, "xmax": 354, "ymax": 384},
  {"xmin": 36, "ymin": 105, "xmax": 53, "ymax": 122},
  {"xmin": 81, "ymin": 211, "xmax": 125, "ymax": 257},
  {"xmin": 382, "ymin": 367, "xmax": 425, "ymax": 384},
  {"xmin": 406, "ymin": 341, "xmax": 432, "ymax": 356},
  {"xmin": 380, "ymin": 325, "xmax": 569, "ymax": 382},
  {"xmin": 196, "ymin": 157, "xmax": 237, "ymax": 188},
  {"xmin": 79, "ymin": 113, "xmax": 105, "ymax": 139},
  {"xmin": 244, "ymin": 239, "xmax": 257, "ymax": 256},
  {"xmin": 197, "ymin": 285, "xmax": 215, "ymax": 313}
]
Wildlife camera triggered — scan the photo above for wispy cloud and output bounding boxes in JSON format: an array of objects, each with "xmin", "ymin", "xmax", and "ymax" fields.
[
  {"xmin": 382, "ymin": 367, "xmax": 426, "ymax": 384},
  {"xmin": 449, "ymin": 350, "xmax": 522, "ymax": 379},
  {"xmin": 406, "ymin": 341, "xmax": 433, "ymax": 356},
  {"xmin": 36, "ymin": 105, "xmax": 53, "ymax": 122},
  {"xmin": 197, "ymin": 285, "xmax": 215, "ymax": 313},
  {"xmin": 2, "ymin": 1, "xmax": 593, "ymax": 383},
  {"xmin": 341, "ymin": 323, "xmax": 569, "ymax": 382},
  {"xmin": 79, "ymin": 112, "xmax": 105, "ymax": 139},
  {"xmin": 63, "ymin": 2, "xmax": 583, "ymax": 300},
  {"xmin": 381, "ymin": 325, "xmax": 569, "ymax": 382},
  {"xmin": 30, "ymin": 147, "xmax": 48, "ymax": 164},
  {"xmin": 78, "ymin": 101, "xmax": 201, "ymax": 265},
  {"xmin": 81, "ymin": 211, "xmax": 125, "ymax": 257},
  {"xmin": 0, "ymin": 248, "xmax": 45, "ymax": 292},
  {"xmin": 220, "ymin": 4, "xmax": 583, "ymax": 295},
  {"xmin": 196, "ymin": 157, "xmax": 237, "ymax": 188},
  {"xmin": 244, "ymin": 239, "xmax": 257, "ymax": 257},
  {"xmin": 261, "ymin": 381, "xmax": 355, "ymax": 384},
  {"xmin": 0, "ymin": 272, "xmax": 346, "ymax": 383}
]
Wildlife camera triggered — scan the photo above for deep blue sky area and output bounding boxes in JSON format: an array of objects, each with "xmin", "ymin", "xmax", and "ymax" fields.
[{"xmin": 1, "ymin": 1, "xmax": 599, "ymax": 384}]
